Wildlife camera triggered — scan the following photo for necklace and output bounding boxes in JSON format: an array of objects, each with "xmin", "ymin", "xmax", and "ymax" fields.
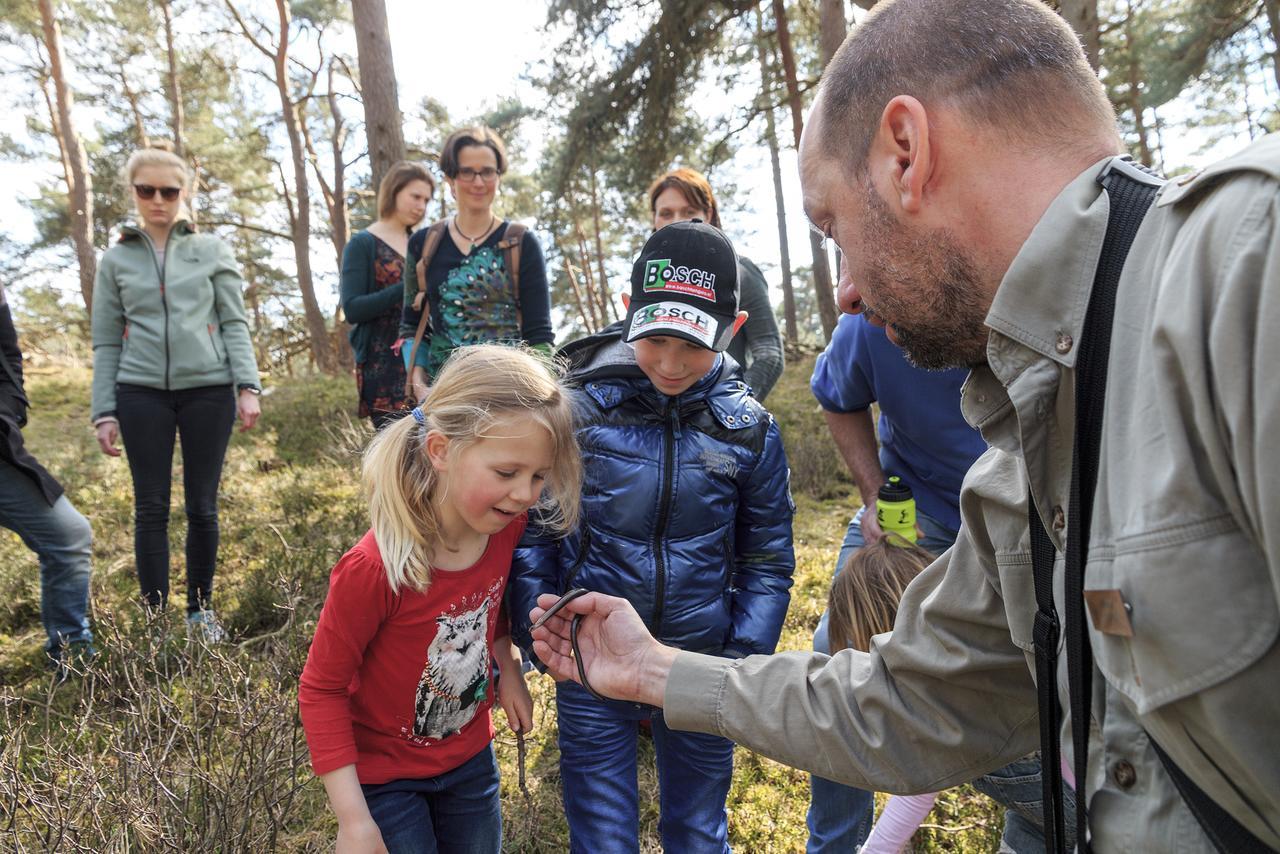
[{"xmin": 453, "ymin": 215, "xmax": 497, "ymax": 252}]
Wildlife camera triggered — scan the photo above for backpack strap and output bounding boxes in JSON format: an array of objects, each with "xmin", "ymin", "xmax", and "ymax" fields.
[
  {"xmin": 496, "ymin": 222, "xmax": 527, "ymax": 333},
  {"xmin": 404, "ymin": 220, "xmax": 448, "ymax": 398},
  {"xmin": 1030, "ymin": 157, "xmax": 1164, "ymax": 853}
]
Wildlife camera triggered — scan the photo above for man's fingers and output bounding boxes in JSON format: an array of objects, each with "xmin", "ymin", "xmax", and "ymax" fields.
[
  {"xmin": 535, "ymin": 590, "xmax": 621, "ymax": 620},
  {"xmin": 531, "ymin": 638, "xmax": 578, "ymax": 683}
]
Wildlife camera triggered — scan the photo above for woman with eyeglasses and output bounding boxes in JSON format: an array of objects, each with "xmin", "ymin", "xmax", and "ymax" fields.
[
  {"xmin": 647, "ymin": 168, "xmax": 785, "ymax": 400},
  {"xmin": 90, "ymin": 144, "xmax": 261, "ymax": 642},
  {"xmin": 399, "ymin": 126, "xmax": 553, "ymax": 397},
  {"xmin": 340, "ymin": 161, "xmax": 434, "ymax": 430}
]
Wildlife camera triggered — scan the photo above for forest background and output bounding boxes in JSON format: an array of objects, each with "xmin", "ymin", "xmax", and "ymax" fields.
[{"xmin": 0, "ymin": 0, "xmax": 1275, "ymax": 851}]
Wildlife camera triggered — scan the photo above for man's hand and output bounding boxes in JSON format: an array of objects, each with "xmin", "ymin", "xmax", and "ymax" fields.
[
  {"xmin": 860, "ymin": 498, "xmax": 885, "ymax": 543},
  {"xmin": 529, "ymin": 592, "xmax": 678, "ymax": 707}
]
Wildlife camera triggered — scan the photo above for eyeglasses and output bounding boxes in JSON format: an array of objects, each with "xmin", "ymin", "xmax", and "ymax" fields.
[
  {"xmin": 134, "ymin": 184, "xmax": 182, "ymax": 201},
  {"xmin": 455, "ymin": 167, "xmax": 500, "ymax": 184}
]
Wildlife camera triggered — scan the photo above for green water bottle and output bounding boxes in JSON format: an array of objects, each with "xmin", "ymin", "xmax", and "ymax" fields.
[{"xmin": 877, "ymin": 476, "xmax": 918, "ymax": 545}]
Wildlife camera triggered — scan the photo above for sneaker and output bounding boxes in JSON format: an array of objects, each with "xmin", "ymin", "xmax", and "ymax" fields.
[{"xmin": 185, "ymin": 609, "xmax": 227, "ymax": 644}]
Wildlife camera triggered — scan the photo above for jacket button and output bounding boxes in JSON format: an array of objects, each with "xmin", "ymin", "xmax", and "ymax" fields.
[
  {"xmin": 1052, "ymin": 506, "xmax": 1066, "ymax": 531},
  {"xmin": 1112, "ymin": 760, "xmax": 1137, "ymax": 789},
  {"xmin": 1055, "ymin": 333, "xmax": 1073, "ymax": 354}
]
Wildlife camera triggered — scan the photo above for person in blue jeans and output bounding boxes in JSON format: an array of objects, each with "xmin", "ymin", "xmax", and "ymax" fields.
[
  {"xmin": 0, "ymin": 284, "xmax": 93, "ymax": 672},
  {"xmin": 808, "ymin": 312, "xmax": 1074, "ymax": 852},
  {"xmin": 511, "ymin": 221, "xmax": 795, "ymax": 853}
]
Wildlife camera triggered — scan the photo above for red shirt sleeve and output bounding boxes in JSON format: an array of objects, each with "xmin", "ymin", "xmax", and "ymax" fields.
[{"xmin": 298, "ymin": 535, "xmax": 394, "ymax": 776}]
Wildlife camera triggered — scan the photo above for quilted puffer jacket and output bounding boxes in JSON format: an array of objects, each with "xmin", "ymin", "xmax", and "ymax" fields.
[{"xmin": 509, "ymin": 323, "xmax": 795, "ymax": 661}]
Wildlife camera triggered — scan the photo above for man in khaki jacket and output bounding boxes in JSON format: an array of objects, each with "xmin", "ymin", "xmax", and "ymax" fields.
[{"xmin": 529, "ymin": 0, "xmax": 1279, "ymax": 850}]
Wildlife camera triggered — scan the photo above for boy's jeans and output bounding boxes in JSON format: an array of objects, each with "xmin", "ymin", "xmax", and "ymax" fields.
[
  {"xmin": 557, "ymin": 680, "xmax": 734, "ymax": 854},
  {"xmin": 808, "ymin": 508, "xmax": 1069, "ymax": 853},
  {"xmin": 0, "ymin": 459, "xmax": 92, "ymax": 661},
  {"xmin": 360, "ymin": 745, "xmax": 502, "ymax": 854}
]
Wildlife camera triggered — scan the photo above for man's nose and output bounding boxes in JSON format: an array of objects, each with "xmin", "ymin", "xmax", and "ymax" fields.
[{"xmin": 836, "ymin": 266, "xmax": 863, "ymax": 315}]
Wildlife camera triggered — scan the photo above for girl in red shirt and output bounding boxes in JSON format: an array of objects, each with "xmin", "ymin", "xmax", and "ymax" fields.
[{"xmin": 300, "ymin": 345, "xmax": 582, "ymax": 854}]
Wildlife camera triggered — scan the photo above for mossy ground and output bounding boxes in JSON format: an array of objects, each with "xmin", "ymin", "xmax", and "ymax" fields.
[{"xmin": 0, "ymin": 358, "xmax": 1000, "ymax": 851}]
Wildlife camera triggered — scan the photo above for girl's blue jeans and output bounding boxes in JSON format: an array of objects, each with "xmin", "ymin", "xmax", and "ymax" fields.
[
  {"xmin": 360, "ymin": 745, "xmax": 502, "ymax": 854},
  {"xmin": 556, "ymin": 679, "xmax": 734, "ymax": 854}
]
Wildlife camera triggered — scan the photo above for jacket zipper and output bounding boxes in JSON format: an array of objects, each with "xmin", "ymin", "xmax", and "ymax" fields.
[
  {"xmin": 564, "ymin": 527, "xmax": 592, "ymax": 589},
  {"xmin": 138, "ymin": 229, "xmax": 173, "ymax": 390},
  {"xmin": 651, "ymin": 401, "xmax": 677, "ymax": 631},
  {"xmin": 722, "ymin": 528, "xmax": 734, "ymax": 591}
]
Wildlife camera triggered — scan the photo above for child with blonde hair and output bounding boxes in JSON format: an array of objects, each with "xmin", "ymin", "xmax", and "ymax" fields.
[
  {"xmin": 825, "ymin": 537, "xmax": 937, "ymax": 854},
  {"xmin": 299, "ymin": 344, "xmax": 582, "ymax": 854}
]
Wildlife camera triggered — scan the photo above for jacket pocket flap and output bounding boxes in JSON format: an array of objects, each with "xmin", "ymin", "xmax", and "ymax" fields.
[{"xmin": 1087, "ymin": 517, "xmax": 1278, "ymax": 715}]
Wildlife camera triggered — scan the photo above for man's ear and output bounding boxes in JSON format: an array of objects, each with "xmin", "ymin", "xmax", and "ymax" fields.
[
  {"xmin": 621, "ymin": 292, "xmax": 631, "ymax": 309},
  {"xmin": 730, "ymin": 310, "xmax": 749, "ymax": 337},
  {"xmin": 874, "ymin": 95, "xmax": 933, "ymax": 215},
  {"xmin": 424, "ymin": 430, "xmax": 451, "ymax": 472}
]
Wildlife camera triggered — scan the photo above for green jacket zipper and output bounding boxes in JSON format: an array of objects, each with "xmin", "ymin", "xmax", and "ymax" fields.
[{"xmin": 136, "ymin": 229, "xmax": 173, "ymax": 390}]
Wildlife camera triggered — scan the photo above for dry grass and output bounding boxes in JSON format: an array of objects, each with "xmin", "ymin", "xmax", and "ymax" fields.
[{"xmin": 0, "ymin": 359, "xmax": 1000, "ymax": 852}]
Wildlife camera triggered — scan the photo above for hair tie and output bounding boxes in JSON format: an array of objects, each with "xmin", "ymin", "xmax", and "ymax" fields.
[{"xmin": 411, "ymin": 407, "xmax": 426, "ymax": 425}]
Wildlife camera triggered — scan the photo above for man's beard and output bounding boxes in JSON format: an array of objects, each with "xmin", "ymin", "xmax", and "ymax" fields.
[{"xmin": 860, "ymin": 182, "xmax": 990, "ymax": 371}]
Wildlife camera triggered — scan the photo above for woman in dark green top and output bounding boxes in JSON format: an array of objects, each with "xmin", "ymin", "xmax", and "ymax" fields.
[
  {"xmin": 647, "ymin": 167, "xmax": 785, "ymax": 400},
  {"xmin": 340, "ymin": 162, "xmax": 434, "ymax": 429}
]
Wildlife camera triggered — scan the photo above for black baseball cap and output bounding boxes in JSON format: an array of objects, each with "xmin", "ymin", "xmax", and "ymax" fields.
[{"xmin": 623, "ymin": 220, "xmax": 740, "ymax": 352}]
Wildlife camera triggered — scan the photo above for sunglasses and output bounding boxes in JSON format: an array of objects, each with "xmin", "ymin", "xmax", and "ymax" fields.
[{"xmin": 134, "ymin": 184, "xmax": 182, "ymax": 201}]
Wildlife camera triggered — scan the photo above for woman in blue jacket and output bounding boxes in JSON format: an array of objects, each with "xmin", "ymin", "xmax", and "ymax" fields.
[
  {"xmin": 340, "ymin": 161, "xmax": 434, "ymax": 429},
  {"xmin": 510, "ymin": 221, "xmax": 795, "ymax": 853}
]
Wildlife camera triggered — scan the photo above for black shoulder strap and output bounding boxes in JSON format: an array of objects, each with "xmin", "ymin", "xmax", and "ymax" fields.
[
  {"xmin": 1033, "ymin": 159, "xmax": 1276, "ymax": 854},
  {"xmin": 1029, "ymin": 156, "xmax": 1163, "ymax": 854}
]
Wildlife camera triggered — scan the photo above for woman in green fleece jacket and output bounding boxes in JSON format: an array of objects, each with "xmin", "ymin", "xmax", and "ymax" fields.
[{"xmin": 90, "ymin": 145, "xmax": 261, "ymax": 642}]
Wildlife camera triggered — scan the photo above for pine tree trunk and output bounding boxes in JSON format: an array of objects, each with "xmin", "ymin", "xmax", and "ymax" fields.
[
  {"xmin": 1122, "ymin": 2, "xmax": 1153, "ymax": 167},
  {"xmin": 271, "ymin": 0, "xmax": 335, "ymax": 372},
  {"xmin": 161, "ymin": 0, "xmax": 186, "ymax": 156},
  {"xmin": 772, "ymin": 0, "xmax": 838, "ymax": 341},
  {"xmin": 352, "ymin": 0, "xmax": 406, "ymax": 193},
  {"xmin": 37, "ymin": 0, "xmax": 96, "ymax": 313},
  {"xmin": 119, "ymin": 67, "xmax": 150, "ymax": 148},
  {"xmin": 588, "ymin": 165, "xmax": 616, "ymax": 322},
  {"xmin": 819, "ymin": 0, "xmax": 846, "ymax": 66},
  {"xmin": 1058, "ymin": 0, "xmax": 1100, "ymax": 71},
  {"xmin": 1264, "ymin": 0, "xmax": 1280, "ymax": 93},
  {"xmin": 818, "ymin": 0, "xmax": 847, "ymax": 303},
  {"xmin": 756, "ymin": 9, "xmax": 797, "ymax": 341}
]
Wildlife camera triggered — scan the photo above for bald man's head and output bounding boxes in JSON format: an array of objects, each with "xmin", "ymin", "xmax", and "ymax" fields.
[{"xmin": 818, "ymin": 0, "xmax": 1118, "ymax": 173}]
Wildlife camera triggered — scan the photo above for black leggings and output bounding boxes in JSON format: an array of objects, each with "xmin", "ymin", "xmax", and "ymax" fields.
[{"xmin": 117, "ymin": 383, "xmax": 236, "ymax": 613}]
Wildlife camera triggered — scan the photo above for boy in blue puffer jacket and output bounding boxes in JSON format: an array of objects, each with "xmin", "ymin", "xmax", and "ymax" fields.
[{"xmin": 510, "ymin": 220, "xmax": 795, "ymax": 853}]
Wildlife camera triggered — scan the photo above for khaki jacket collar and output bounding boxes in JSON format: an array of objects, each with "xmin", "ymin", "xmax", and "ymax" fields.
[{"xmin": 984, "ymin": 157, "xmax": 1113, "ymax": 372}]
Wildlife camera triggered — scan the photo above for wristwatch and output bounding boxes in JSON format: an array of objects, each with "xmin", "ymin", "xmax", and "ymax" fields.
[{"xmin": 237, "ymin": 384, "xmax": 261, "ymax": 395}]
